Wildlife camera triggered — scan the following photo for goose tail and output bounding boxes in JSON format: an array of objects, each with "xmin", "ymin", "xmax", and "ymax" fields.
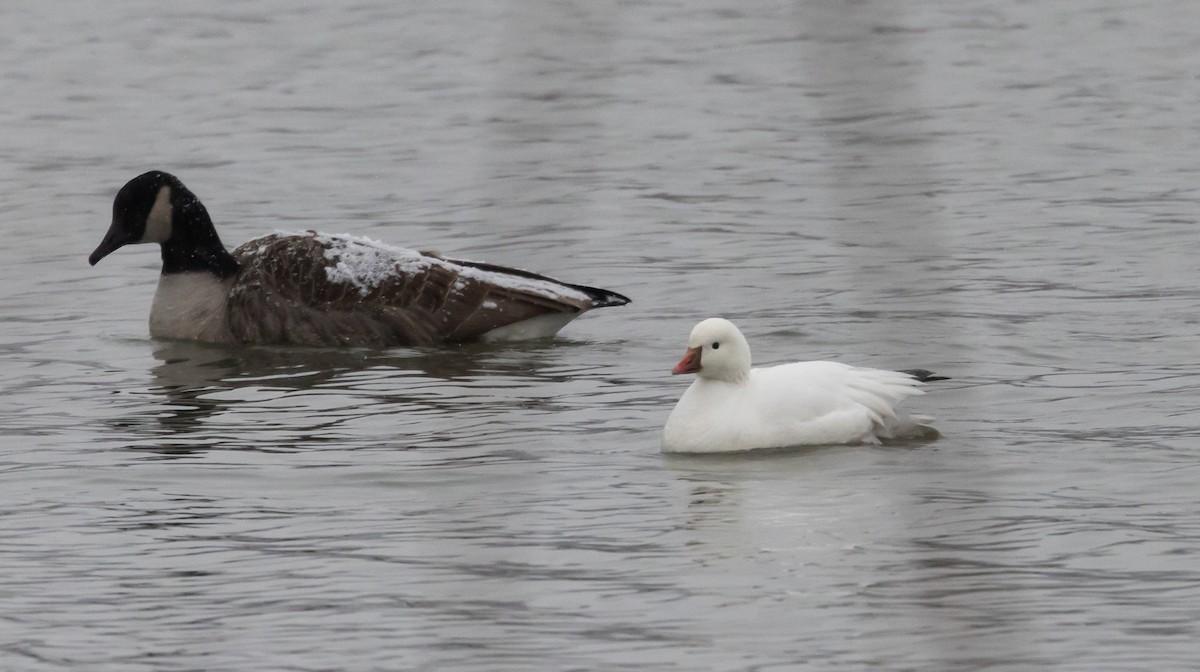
[
  {"xmin": 452, "ymin": 259, "xmax": 630, "ymax": 309},
  {"xmin": 564, "ymin": 283, "xmax": 631, "ymax": 308},
  {"xmin": 900, "ymin": 368, "xmax": 949, "ymax": 382}
]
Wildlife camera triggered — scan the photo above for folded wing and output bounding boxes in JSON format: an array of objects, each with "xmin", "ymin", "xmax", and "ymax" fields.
[{"xmin": 227, "ymin": 232, "xmax": 628, "ymax": 347}]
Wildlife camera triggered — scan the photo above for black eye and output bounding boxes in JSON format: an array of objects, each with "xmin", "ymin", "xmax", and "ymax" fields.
[{"xmin": 711, "ymin": 342, "xmax": 720, "ymax": 350}]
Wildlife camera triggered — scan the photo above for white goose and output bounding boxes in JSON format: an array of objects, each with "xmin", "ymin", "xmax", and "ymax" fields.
[
  {"xmin": 662, "ymin": 318, "xmax": 942, "ymax": 453},
  {"xmin": 88, "ymin": 171, "xmax": 629, "ymax": 347}
]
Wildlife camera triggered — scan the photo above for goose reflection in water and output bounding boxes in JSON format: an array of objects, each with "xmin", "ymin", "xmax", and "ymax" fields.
[{"xmin": 104, "ymin": 339, "xmax": 584, "ymax": 457}]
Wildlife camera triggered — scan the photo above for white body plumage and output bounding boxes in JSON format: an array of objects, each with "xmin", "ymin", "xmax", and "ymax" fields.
[{"xmin": 662, "ymin": 318, "xmax": 937, "ymax": 453}]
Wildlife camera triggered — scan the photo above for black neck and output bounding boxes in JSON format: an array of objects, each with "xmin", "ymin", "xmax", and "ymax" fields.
[{"xmin": 160, "ymin": 185, "xmax": 240, "ymax": 278}]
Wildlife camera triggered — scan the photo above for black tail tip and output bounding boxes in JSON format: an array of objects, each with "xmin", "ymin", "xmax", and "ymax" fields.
[
  {"xmin": 576, "ymin": 285, "xmax": 631, "ymax": 308},
  {"xmin": 902, "ymin": 369, "xmax": 950, "ymax": 382}
]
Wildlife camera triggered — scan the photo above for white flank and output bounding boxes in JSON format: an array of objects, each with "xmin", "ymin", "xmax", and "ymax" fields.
[{"xmin": 480, "ymin": 313, "xmax": 577, "ymax": 342}]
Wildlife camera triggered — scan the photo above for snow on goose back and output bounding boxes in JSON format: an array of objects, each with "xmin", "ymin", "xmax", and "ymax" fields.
[{"xmin": 661, "ymin": 318, "xmax": 942, "ymax": 453}]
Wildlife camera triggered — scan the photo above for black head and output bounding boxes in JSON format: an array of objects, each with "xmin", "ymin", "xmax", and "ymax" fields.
[
  {"xmin": 89, "ymin": 171, "xmax": 180, "ymax": 265},
  {"xmin": 89, "ymin": 171, "xmax": 237, "ymax": 277}
]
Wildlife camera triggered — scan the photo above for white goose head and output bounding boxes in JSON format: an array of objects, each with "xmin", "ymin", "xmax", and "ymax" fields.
[
  {"xmin": 672, "ymin": 317, "xmax": 752, "ymax": 383},
  {"xmin": 89, "ymin": 171, "xmax": 238, "ymax": 277}
]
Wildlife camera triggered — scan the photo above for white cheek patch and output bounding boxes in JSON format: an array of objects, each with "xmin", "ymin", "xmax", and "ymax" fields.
[{"xmin": 141, "ymin": 185, "xmax": 173, "ymax": 243}]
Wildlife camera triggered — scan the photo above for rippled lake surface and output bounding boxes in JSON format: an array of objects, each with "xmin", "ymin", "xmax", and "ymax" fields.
[{"xmin": 4, "ymin": 1, "xmax": 1200, "ymax": 670}]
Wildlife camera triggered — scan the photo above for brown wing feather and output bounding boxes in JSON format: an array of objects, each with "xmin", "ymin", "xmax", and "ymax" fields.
[{"xmin": 226, "ymin": 233, "xmax": 594, "ymax": 347}]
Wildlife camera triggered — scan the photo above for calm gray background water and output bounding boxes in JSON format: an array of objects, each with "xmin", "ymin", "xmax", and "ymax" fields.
[{"xmin": 3, "ymin": 1, "xmax": 1200, "ymax": 670}]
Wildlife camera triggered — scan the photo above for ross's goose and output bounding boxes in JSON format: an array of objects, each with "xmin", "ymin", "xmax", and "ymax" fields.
[{"xmin": 662, "ymin": 318, "xmax": 942, "ymax": 453}]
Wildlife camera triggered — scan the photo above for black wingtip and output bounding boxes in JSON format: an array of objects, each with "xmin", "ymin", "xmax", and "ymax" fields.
[
  {"xmin": 573, "ymin": 284, "xmax": 631, "ymax": 308},
  {"xmin": 901, "ymin": 369, "xmax": 950, "ymax": 382},
  {"xmin": 447, "ymin": 258, "xmax": 631, "ymax": 308}
]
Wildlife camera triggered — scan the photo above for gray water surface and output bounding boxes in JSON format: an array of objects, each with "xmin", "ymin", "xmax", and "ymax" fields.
[{"xmin": 4, "ymin": 1, "xmax": 1200, "ymax": 670}]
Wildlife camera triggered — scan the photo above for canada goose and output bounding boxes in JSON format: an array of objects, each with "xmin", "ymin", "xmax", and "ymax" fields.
[
  {"xmin": 88, "ymin": 171, "xmax": 630, "ymax": 347},
  {"xmin": 662, "ymin": 318, "xmax": 944, "ymax": 452}
]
